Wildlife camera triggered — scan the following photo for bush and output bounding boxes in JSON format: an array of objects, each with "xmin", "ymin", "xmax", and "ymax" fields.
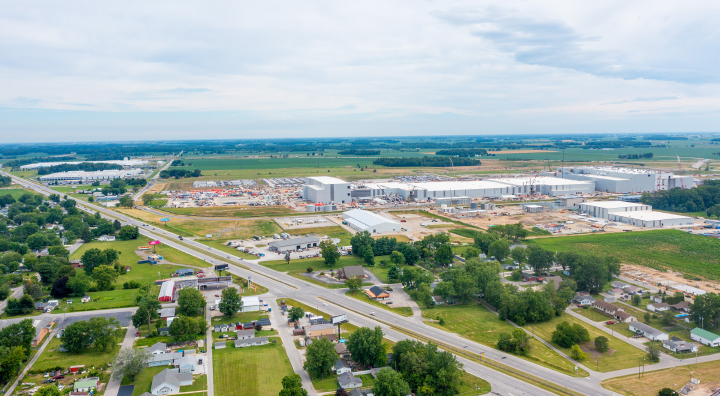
[
  {"xmin": 594, "ymin": 336, "xmax": 609, "ymax": 353},
  {"xmin": 319, "ymin": 272, "xmax": 325, "ymax": 276},
  {"xmin": 123, "ymin": 280, "xmax": 141, "ymax": 289},
  {"xmin": 306, "ymin": 267, "xmax": 313, "ymax": 273},
  {"xmin": 88, "ymin": 286, "xmax": 98, "ymax": 293}
]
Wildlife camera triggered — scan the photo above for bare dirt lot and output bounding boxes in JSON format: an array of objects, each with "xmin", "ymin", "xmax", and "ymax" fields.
[{"xmin": 620, "ymin": 264, "xmax": 720, "ymax": 294}]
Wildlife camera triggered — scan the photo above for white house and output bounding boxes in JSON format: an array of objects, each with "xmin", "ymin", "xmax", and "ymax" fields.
[
  {"xmin": 335, "ymin": 360, "xmax": 352, "ymax": 375},
  {"xmin": 236, "ymin": 329, "xmax": 255, "ymax": 340},
  {"xmin": 629, "ymin": 322, "xmax": 668, "ymax": 341},
  {"xmin": 150, "ymin": 368, "xmax": 193, "ymax": 395},
  {"xmin": 690, "ymin": 328, "xmax": 720, "ymax": 347},
  {"xmin": 97, "ymin": 235, "xmax": 116, "ymax": 242},
  {"xmin": 662, "ymin": 338, "xmax": 698, "ymax": 353},
  {"xmin": 148, "ymin": 342, "xmax": 167, "ymax": 355},
  {"xmin": 647, "ymin": 303, "xmax": 670, "ymax": 313},
  {"xmin": 338, "ymin": 372, "xmax": 362, "ymax": 389},
  {"xmin": 234, "ymin": 336, "xmax": 268, "ymax": 348}
]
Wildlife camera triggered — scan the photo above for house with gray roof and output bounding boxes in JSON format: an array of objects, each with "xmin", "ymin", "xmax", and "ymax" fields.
[
  {"xmin": 214, "ymin": 341, "xmax": 226, "ymax": 349},
  {"xmin": 174, "ymin": 355, "xmax": 196, "ymax": 373},
  {"xmin": 147, "ymin": 352, "xmax": 182, "ymax": 367},
  {"xmin": 236, "ymin": 329, "xmax": 255, "ymax": 340},
  {"xmin": 662, "ymin": 337, "xmax": 698, "ymax": 353},
  {"xmin": 629, "ymin": 322, "xmax": 668, "ymax": 341},
  {"xmin": 148, "ymin": 342, "xmax": 167, "ymax": 355},
  {"xmin": 150, "ymin": 368, "xmax": 193, "ymax": 395},
  {"xmin": 335, "ymin": 359, "xmax": 352, "ymax": 375},
  {"xmin": 338, "ymin": 265, "xmax": 366, "ymax": 279},
  {"xmin": 338, "ymin": 372, "xmax": 362, "ymax": 389}
]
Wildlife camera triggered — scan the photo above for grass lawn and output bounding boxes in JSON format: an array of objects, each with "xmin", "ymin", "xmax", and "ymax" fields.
[
  {"xmin": 231, "ymin": 274, "xmax": 269, "ymax": 296},
  {"xmin": 209, "ymin": 311, "xmax": 269, "ymax": 326},
  {"xmin": 523, "ymin": 313, "xmax": 649, "ymax": 372},
  {"xmin": 572, "ymin": 307, "xmax": 614, "ymax": 322},
  {"xmin": 0, "ymin": 187, "xmax": 40, "ymax": 199},
  {"xmin": 5, "ymin": 169, "xmax": 38, "ymax": 178},
  {"xmin": 261, "ymin": 255, "xmax": 368, "ymax": 273},
  {"xmin": 180, "ymin": 374, "xmax": 207, "ymax": 392},
  {"xmin": 213, "ymin": 339, "xmax": 293, "ymax": 396},
  {"xmin": 420, "ymin": 304, "xmax": 586, "ymax": 377},
  {"xmin": 345, "ymin": 290, "xmax": 413, "ymax": 317},
  {"xmin": 33, "ymin": 331, "xmax": 124, "ymax": 371},
  {"xmin": 121, "ymin": 365, "xmax": 167, "ymax": 395},
  {"xmin": 366, "ymin": 262, "xmax": 408, "ymax": 284},
  {"xmin": 70, "ymin": 236, "xmax": 210, "ymax": 269},
  {"xmin": 601, "ymin": 359, "xmax": 720, "ymax": 396},
  {"xmin": 528, "ymin": 230, "xmax": 720, "ymax": 280}
]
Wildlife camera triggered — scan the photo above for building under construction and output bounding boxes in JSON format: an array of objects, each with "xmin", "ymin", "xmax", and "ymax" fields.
[{"xmin": 552, "ymin": 166, "xmax": 693, "ymax": 193}]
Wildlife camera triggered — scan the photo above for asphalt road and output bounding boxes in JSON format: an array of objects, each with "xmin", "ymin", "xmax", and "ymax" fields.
[{"xmin": 8, "ymin": 171, "xmax": 700, "ymax": 396}]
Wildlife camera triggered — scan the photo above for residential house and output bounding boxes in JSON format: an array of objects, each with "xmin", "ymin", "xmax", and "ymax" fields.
[
  {"xmin": 432, "ymin": 295, "xmax": 446, "ymax": 305},
  {"xmin": 81, "ymin": 295, "xmax": 91, "ymax": 303},
  {"xmin": 335, "ymin": 359, "xmax": 352, "ymax": 375},
  {"xmin": 74, "ymin": 377, "xmax": 100, "ymax": 392},
  {"xmin": 338, "ymin": 372, "xmax": 362, "ymax": 389},
  {"xmin": 214, "ymin": 342, "xmax": 226, "ymax": 349},
  {"xmin": 148, "ymin": 352, "xmax": 182, "ymax": 367},
  {"xmin": 150, "ymin": 368, "xmax": 193, "ymax": 395},
  {"xmin": 626, "ymin": 286, "xmax": 642, "ymax": 294},
  {"xmin": 175, "ymin": 355, "xmax": 195, "ymax": 373},
  {"xmin": 157, "ymin": 308, "xmax": 176, "ymax": 321},
  {"xmin": 158, "ymin": 327, "xmax": 170, "ymax": 336},
  {"xmin": 335, "ymin": 343, "xmax": 350, "ymax": 358},
  {"xmin": 338, "ymin": 265, "xmax": 366, "ymax": 279},
  {"xmin": 662, "ymin": 337, "xmax": 698, "ymax": 353},
  {"xmin": 236, "ymin": 329, "xmax": 255, "ymax": 340},
  {"xmin": 148, "ymin": 342, "xmax": 167, "ymax": 355},
  {"xmin": 592, "ymin": 300, "xmax": 635, "ymax": 323},
  {"xmin": 234, "ymin": 336, "xmax": 268, "ymax": 348},
  {"xmin": 650, "ymin": 295, "xmax": 663, "ymax": 304},
  {"xmin": 97, "ymin": 235, "xmax": 116, "ymax": 242},
  {"xmin": 521, "ymin": 274, "xmax": 543, "ymax": 282},
  {"xmin": 70, "ymin": 259, "xmax": 83, "ymax": 268},
  {"xmin": 306, "ymin": 323, "xmax": 335, "ymax": 338},
  {"xmin": 629, "ymin": 322, "xmax": 668, "ymax": 341},
  {"xmin": 671, "ymin": 301, "xmax": 691, "ymax": 313},
  {"xmin": 607, "ymin": 288, "xmax": 624, "ymax": 296},
  {"xmin": 611, "ymin": 281, "xmax": 630, "ymax": 289},
  {"xmin": 572, "ymin": 292, "xmax": 595, "ymax": 306},
  {"xmin": 690, "ymin": 328, "xmax": 720, "ymax": 347},
  {"xmin": 647, "ymin": 303, "xmax": 670, "ymax": 313},
  {"xmin": 365, "ymin": 286, "xmax": 390, "ymax": 300},
  {"xmin": 348, "ymin": 390, "xmax": 372, "ymax": 396}
]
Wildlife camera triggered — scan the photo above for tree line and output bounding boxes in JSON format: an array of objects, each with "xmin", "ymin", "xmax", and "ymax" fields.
[
  {"xmin": 641, "ymin": 180, "xmax": 720, "ymax": 213},
  {"xmin": 337, "ymin": 149, "xmax": 381, "ymax": 155},
  {"xmin": 434, "ymin": 148, "xmax": 488, "ymax": 157},
  {"xmin": 160, "ymin": 169, "xmax": 202, "ymax": 178},
  {"xmin": 618, "ymin": 152, "xmax": 653, "ymax": 159},
  {"xmin": 37, "ymin": 162, "xmax": 123, "ymax": 175},
  {"xmin": 372, "ymin": 156, "xmax": 480, "ymax": 167}
]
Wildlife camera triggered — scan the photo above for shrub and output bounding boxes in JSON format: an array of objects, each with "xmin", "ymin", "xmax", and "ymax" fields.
[
  {"xmin": 123, "ymin": 280, "xmax": 141, "ymax": 289},
  {"xmin": 306, "ymin": 267, "xmax": 313, "ymax": 273}
]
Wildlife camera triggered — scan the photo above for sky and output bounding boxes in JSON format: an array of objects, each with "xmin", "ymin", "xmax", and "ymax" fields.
[{"xmin": 2, "ymin": 1, "xmax": 720, "ymax": 142}]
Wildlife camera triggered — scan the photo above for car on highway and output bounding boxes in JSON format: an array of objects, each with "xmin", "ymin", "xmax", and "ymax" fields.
[{"xmin": 370, "ymin": 312, "xmax": 375, "ymax": 315}]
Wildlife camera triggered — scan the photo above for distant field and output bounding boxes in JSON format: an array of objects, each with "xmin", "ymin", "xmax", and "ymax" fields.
[
  {"xmin": 528, "ymin": 230, "xmax": 720, "ymax": 280},
  {"xmin": 159, "ymin": 205, "xmax": 296, "ymax": 218},
  {"xmin": 4, "ymin": 169, "xmax": 38, "ymax": 178},
  {"xmin": 170, "ymin": 157, "xmax": 377, "ymax": 171}
]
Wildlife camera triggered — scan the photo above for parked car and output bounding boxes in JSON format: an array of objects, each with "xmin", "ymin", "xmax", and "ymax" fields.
[{"xmin": 606, "ymin": 320, "xmax": 616, "ymax": 325}]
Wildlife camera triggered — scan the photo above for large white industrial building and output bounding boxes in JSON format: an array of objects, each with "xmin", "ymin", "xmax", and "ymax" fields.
[
  {"xmin": 342, "ymin": 209, "xmax": 400, "ymax": 233},
  {"xmin": 554, "ymin": 166, "xmax": 693, "ymax": 193},
  {"xmin": 20, "ymin": 158, "xmax": 149, "ymax": 169},
  {"xmin": 579, "ymin": 201, "xmax": 693, "ymax": 227},
  {"xmin": 305, "ymin": 176, "xmax": 595, "ymax": 203},
  {"xmin": 38, "ymin": 168, "xmax": 144, "ymax": 181},
  {"xmin": 302, "ymin": 177, "xmax": 351, "ymax": 204}
]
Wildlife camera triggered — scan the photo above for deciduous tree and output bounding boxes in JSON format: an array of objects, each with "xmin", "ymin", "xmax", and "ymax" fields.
[
  {"xmin": 346, "ymin": 326, "xmax": 386, "ymax": 368},
  {"xmin": 373, "ymin": 368, "xmax": 411, "ymax": 396},
  {"xmin": 112, "ymin": 348, "xmax": 151, "ymax": 381},
  {"xmin": 92, "ymin": 265, "xmax": 118, "ymax": 291},
  {"xmin": 178, "ymin": 287, "xmax": 205, "ymax": 316},
  {"xmin": 219, "ymin": 287, "xmax": 241, "ymax": 317},
  {"xmin": 303, "ymin": 337, "xmax": 336, "ymax": 379}
]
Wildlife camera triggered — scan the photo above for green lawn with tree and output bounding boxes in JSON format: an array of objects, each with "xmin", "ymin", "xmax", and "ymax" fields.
[{"xmin": 213, "ymin": 339, "xmax": 293, "ymax": 396}]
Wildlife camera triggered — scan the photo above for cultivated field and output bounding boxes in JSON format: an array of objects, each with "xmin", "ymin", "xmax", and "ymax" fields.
[{"xmin": 529, "ymin": 230, "xmax": 720, "ymax": 280}]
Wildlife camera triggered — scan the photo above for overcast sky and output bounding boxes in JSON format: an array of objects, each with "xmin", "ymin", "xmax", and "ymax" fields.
[{"xmin": 2, "ymin": 1, "xmax": 720, "ymax": 142}]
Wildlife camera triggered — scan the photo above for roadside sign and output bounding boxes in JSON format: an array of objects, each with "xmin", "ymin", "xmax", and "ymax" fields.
[
  {"xmin": 161, "ymin": 218, "xmax": 170, "ymax": 222},
  {"xmin": 149, "ymin": 240, "xmax": 161, "ymax": 245}
]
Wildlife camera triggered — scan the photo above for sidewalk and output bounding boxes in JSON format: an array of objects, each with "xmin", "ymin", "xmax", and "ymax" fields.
[{"xmin": 103, "ymin": 322, "xmax": 137, "ymax": 396}]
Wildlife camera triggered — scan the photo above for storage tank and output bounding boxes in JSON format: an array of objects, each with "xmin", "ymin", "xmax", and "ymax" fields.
[
  {"xmin": 306, "ymin": 205, "xmax": 316, "ymax": 212},
  {"xmin": 470, "ymin": 202, "xmax": 478, "ymax": 210}
]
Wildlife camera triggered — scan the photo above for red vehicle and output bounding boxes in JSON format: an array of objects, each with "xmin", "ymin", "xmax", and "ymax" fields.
[
  {"xmin": 606, "ymin": 320, "xmax": 616, "ymax": 325},
  {"xmin": 400, "ymin": 220, "xmax": 406, "ymax": 223}
]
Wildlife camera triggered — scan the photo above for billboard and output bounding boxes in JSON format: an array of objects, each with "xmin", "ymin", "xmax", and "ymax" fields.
[
  {"xmin": 331, "ymin": 314, "xmax": 348, "ymax": 325},
  {"xmin": 149, "ymin": 240, "xmax": 161, "ymax": 245},
  {"xmin": 160, "ymin": 218, "xmax": 170, "ymax": 222}
]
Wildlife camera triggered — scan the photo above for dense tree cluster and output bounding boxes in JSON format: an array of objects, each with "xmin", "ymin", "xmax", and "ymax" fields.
[
  {"xmin": 0, "ymin": 319, "xmax": 34, "ymax": 384},
  {"xmin": 691, "ymin": 292, "xmax": 720, "ymax": 330},
  {"xmin": 555, "ymin": 251, "xmax": 620, "ymax": 293},
  {"xmin": 61, "ymin": 316, "xmax": 121, "ymax": 353},
  {"xmin": 337, "ymin": 149, "xmax": 380, "ymax": 155},
  {"xmin": 497, "ymin": 329, "xmax": 533, "ymax": 355},
  {"xmin": 160, "ymin": 169, "xmax": 202, "ymax": 178},
  {"xmin": 641, "ymin": 180, "xmax": 720, "ymax": 213},
  {"xmin": 0, "ymin": 176, "xmax": 11, "ymax": 187},
  {"xmin": 37, "ymin": 162, "xmax": 122, "ymax": 175},
  {"xmin": 434, "ymin": 148, "xmax": 488, "ymax": 157},
  {"xmin": 349, "ymin": 232, "xmax": 420, "ymax": 265},
  {"xmin": 551, "ymin": 321, "xmax": 590, "ymax": 348},
  {"xmin": 373, "ymin": 156, "xmax": 480, "ymax": 167},
  {"xmin": 391, "ymin": 340, "xmax": 463, "ymax": 396},
  {"xmin": 618, "ymin": 152, "xmax": 653, "ymax": 159}
]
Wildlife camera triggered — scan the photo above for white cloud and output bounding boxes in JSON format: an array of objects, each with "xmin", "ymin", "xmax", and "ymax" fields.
[{"xmin": 1, "ymin": 0, "xmax": 720, "ymax": 141}]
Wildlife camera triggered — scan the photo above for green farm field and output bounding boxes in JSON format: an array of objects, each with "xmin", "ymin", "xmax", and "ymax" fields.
[
  {"xmin": 528, "ymin": 230, "xmax": 720, "ymax": 280},
  {"xmin": 158, "ymin": 206, "xmax": 296, "ymax": 218},
  {"xmin": 171, "ymin": 157, "xmax": 377, "ymax": 171}
]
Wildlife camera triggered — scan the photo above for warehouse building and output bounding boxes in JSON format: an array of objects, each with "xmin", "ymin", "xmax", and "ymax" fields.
[
  {"xmin": 608, "ymin": 211, "xmax": 694, "ymax": 228},
  {"xmin": 21, "ymin": 158, "xmax": 149, "ymax": 169},
  {"xmin": 302, "ymin": 177, "xmax": 351, "ymax": 204},
  {"xmin": 555, "ymin": 166, "xmax": 693, "ymax": 193},
  {"xmin": 579, "ymin": 201, "xmax": 651, "ymax": 219},
  {"xmin": 38, "ymin": 168, "xmax": 144, "ymax": 181},
  {"xmin": 268, "ymin": 236, "xmax": 320, "ymax": 252},
  {"xmin": 342, "ymin": 209, "xmax": 400, "ymax": 233},
  {"xmin": 306, "ymin": 176, "xmax": 595, "ymax": 203}
]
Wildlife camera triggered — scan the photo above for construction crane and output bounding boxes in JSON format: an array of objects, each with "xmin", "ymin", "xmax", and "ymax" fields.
[{"xmin": 676, "ymin": 155, "xmax": 685, "ymax": 189}]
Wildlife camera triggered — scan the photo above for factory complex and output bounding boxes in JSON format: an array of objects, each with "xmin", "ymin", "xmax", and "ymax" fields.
[
  {"xmin": 553, "ymin": 166, "xmax": 695, "ymax": 193},
  {"xmin": 579, "ymin": 201, "xmax": 694, "ymax": 228},
  {"xmin": 37, "ymin": 168, "xmax": 145, "ymax": 181},
  {"xmin": 20, "ymin": 158, "xmax": 152, "ymax": 169}
]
